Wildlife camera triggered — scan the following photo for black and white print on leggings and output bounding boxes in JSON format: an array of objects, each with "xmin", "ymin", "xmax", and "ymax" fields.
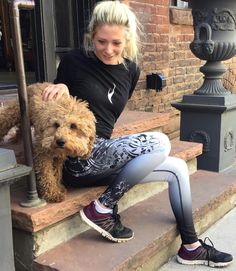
[{"xmin": 63, "ymin": 132, "xmax": 169, "ymax": 180}]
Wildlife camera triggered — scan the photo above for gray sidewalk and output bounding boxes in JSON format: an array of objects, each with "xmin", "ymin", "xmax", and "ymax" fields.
[{"xmin": 159, "ymin": 207, "xmax": 236, "ymax": 271}]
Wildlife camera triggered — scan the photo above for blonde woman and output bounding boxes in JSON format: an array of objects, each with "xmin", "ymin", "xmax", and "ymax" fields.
[{"xmin": 43, "ymin": 1, "xmax": 233, "ymax": 267}]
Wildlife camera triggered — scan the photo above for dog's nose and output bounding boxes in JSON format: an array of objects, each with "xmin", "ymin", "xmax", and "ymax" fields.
[{"xmin": 56, "ymin": 139, "xmax": 65, "ymax": 147}]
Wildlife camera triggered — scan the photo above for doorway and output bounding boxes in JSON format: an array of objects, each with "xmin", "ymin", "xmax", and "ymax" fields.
[{"xmin": 0, "ymin": 0, "xmax": 99, "ymax": 92}]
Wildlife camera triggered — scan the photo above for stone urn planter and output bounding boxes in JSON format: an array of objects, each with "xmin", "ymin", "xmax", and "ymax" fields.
[
  {"xmin": 172, "ymin": 0, "xmax": 236, "ymax": 172},
  {"xmin": 187, "ymin": 0, "xmax": 236, "ymax": 95}
]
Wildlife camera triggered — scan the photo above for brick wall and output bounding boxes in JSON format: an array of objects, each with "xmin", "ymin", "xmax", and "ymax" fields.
[{"xmin": 124, "ymin": 1, "xmax": 236, "ymax": 138}]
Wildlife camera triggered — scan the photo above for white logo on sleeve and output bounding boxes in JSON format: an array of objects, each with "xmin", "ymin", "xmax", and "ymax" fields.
[{"xmin": 108, "ymin": 83, "xmax": 116, "ymax": 104}]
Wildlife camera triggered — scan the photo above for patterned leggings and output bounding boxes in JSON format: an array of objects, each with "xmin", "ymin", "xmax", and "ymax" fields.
[{"xmin": 63, "ymin": 132, "xmax": 198, "ymax": 244}]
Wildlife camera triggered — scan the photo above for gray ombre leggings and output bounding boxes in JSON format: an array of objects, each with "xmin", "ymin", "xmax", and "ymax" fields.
[{"xmin": 63, "ymin": 132, "xmax": 198, "ymax": 244}]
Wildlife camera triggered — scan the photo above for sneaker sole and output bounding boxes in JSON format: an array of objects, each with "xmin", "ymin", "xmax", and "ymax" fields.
[
  {"xmin": 176, "ymin": 255, "xmax": 233, "ymax": 267},
  {"xmin": 80, "ymin": 209, "xmax": 134, "ymax": 243}
]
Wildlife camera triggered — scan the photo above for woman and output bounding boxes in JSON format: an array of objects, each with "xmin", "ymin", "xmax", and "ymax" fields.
[{"xmin": 43, "ymin": 1, "xmax": 233, "ymax": 267}]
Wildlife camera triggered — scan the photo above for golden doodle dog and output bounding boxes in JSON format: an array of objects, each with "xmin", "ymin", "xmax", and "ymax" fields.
[{"xmin": 0, "ymin": 82, "xmax": 96, "ymax": 202}]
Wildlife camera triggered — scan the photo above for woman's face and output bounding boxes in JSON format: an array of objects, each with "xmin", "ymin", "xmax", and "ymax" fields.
[{"xmin": 93, "ymin": 24, "xmax": 126, "ymax": 65}]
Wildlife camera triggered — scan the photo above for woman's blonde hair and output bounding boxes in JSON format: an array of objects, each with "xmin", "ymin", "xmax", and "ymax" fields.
[{"xmin": 84, "ymin": 0, "xmax": 141, "ymax": 63}]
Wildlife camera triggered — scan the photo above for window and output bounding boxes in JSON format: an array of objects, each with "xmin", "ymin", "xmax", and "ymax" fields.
[
  {"xmin": 53, "ymin": 0, "xmax": 100, "ymax": 67},
  {"xmin": 54, "ymin": 0, "xmax": 78, "ymax": 49},
  {"xmin": 170, "ymin": 0, "xmax": 188, "ymax": 8},
  {"xmin": 33, "ymin": 0, "xmax": 100, "ymax": 81},
  {"xmin": 77, "ymin": 0, "xmax": 100, "ymax": 46},
  {"xmin": 54, "ymin": 0, "xmax": 101, "ymax": 51}
]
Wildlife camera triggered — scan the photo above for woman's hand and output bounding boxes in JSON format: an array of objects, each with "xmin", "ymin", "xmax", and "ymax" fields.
[{"xmin": 42, "ymin": 83, "xmax": 70, "ymax": 101}]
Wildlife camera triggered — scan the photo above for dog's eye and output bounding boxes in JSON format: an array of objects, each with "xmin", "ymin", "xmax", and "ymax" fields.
[
  {"xmin": 53, "ymin": 122, "xmax": 60, "ymax": 129},
  {"xmin": 70, "ymin": 123, "xmax": 77, "ymax": 129}
]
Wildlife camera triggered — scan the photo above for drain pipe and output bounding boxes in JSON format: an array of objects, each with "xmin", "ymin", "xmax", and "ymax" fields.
[{"xmin": 10, "ymin": 0, "xmax": 45, "ymax": 207}]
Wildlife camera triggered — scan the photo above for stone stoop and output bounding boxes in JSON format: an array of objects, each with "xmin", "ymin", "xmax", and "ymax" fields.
[
  {"xmin": 12, "ymin": 139, "xmax": 202, "ymax": 271},
  {"xmin": 31, "ymin": 170, "xmax": 236, "ymax": 271},
  {"xmin": 7, "ymin": 109, "xmax": 203, "ymax": 271}
]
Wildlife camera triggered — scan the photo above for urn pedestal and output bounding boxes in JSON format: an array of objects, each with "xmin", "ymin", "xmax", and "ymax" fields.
[
  {"xmin": 173, "ymin": 95, "xmax": 236, "ymax": 172},
  {"xmin": 172, "ymin": 0, "xmax": 236, "ymax": 172}
]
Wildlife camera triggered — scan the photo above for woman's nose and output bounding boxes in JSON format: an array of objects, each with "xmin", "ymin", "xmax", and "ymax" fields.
[{"xmin": 105, "ymin": 44, "xmax": 113, "ymax": 54}]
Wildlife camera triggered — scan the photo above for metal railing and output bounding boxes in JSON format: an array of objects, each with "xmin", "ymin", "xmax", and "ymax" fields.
[{"xmin": 10, "ymin": 0, "xmax": 45, "ymax": 207}]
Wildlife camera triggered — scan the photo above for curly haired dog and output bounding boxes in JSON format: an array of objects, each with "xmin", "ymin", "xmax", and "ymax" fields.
[{"xmin": 0, "ymin": 82, "xmax": 96, "ymax": 202}]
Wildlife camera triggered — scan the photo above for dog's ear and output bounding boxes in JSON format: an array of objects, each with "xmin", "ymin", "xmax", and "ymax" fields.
[
  {"xmin": 84, "ymin": 134, "xmax": 96, "ymax": 159},
  {"xmin": 80, "ymin": 118, "xmax": 96, "ymax": 159},
  {"xmin": 69, "ymin": 98, "xmax": 96, "ymax": 159}
]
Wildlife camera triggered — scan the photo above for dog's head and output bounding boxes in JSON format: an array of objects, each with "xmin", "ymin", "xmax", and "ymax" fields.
[{"xmin": 34, "ymin": 96, "xmax": 96, "ymax": 159}]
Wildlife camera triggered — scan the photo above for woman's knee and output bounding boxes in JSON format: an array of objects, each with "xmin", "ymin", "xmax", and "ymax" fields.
[
  {"xmin": 149, "ymin": 132, "xmax": 171, "ymax": 158},
  {"xmin": 167, "ymin": 156, "xmax": 189, "ymax": 175}
]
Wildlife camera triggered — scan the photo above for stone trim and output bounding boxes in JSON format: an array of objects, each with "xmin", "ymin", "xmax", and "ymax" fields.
[{"xmin": 169, "ymin": 7, "xmax": 193, "ymax": 26}]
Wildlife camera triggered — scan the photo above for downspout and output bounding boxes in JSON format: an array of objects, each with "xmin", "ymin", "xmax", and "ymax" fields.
[{"xmin": 9, "ymin": 0, "xmax": 45, "ymax": 207}]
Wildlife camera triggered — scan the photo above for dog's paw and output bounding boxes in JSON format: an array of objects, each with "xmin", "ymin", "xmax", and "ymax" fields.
[
  {"xmin": 59, "ymin": 185, "xmax": 66, "ymax": 194},
  {"xmin": 51, "ymin": 192, "xmax": 66, "ymax": 202},
  {"xmin": 43, "ymin": 191, "xmax": 66, "ymax": 203}
]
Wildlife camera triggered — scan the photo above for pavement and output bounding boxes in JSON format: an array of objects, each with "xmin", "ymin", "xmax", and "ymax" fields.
[{"xmin": 159, "ymin": 206, "xmax": 236, "ymax": 271}]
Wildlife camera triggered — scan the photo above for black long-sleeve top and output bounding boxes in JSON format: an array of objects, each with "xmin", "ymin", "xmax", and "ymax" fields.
[{"xmin": 54, "ymin": 49, "xmax": 140, "ymax": 139}]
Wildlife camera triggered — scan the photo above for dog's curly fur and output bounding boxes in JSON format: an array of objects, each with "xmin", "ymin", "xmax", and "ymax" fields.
[{"xmin": 0, "ymin": 82, "xmax": 96, "ymax": 202}]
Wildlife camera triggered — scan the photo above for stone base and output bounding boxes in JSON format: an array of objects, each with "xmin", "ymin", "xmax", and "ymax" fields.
[
  {"xmin": 0, "ymin": 185, "xmax": 15, "ymax": 271},
  {"xmin": 172, "ymin": 94, "xmax": 236, "ymax": 172}
]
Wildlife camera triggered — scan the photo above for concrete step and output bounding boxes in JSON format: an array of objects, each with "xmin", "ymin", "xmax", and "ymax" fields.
[
  {"xmin": 32, "ymin": 170, "xmax": 236, "ymax": 271},
  {"xmin": 12, "ymin": 139, "xmax": 202, "ymax": 271}
]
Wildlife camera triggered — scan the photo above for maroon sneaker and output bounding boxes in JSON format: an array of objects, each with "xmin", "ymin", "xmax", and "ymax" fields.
[
  {"xmin": 80, "ymin": 201, "xmax": 134, "ymax": 243},
  {"xmin": 177, "ymin": 238, "xmax": 233, "ymax": 267}
]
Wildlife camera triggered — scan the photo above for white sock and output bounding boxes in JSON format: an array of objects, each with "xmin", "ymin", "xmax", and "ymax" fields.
[
  {"xmin": 94, "ymin": 200, "xmax": 113, "ymax": 214},
  {"xmin": 185, "ymin": 244, "xmax": 202, "ymax": 251},
  {"xmin": 186, "ymin": 247, "xmax": 198, "ymax": 251}
]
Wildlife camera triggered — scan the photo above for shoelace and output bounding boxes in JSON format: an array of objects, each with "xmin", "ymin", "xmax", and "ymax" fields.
[
  {"xmin": 111, "ymin": 205, "xmax": 123, "ymax": 229},
  {"xmin": 112, "ymin": 210, "xmax": 121, "ymax": 223},
  {"xmin": 202, "ymin": 237, "xmax": 215, "ymax": 266},
  {"xmin": 203, "ymin": 237, "xmax": 214, "ymax": 247},
  {"xmin": 112, "ymin": 213, "xmax": 121, "ymax": 223}
]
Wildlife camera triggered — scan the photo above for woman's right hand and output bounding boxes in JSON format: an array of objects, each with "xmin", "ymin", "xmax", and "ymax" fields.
[{"xmin": 42, "ymin": 83, "xmax": 70, "ymax": 101}]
